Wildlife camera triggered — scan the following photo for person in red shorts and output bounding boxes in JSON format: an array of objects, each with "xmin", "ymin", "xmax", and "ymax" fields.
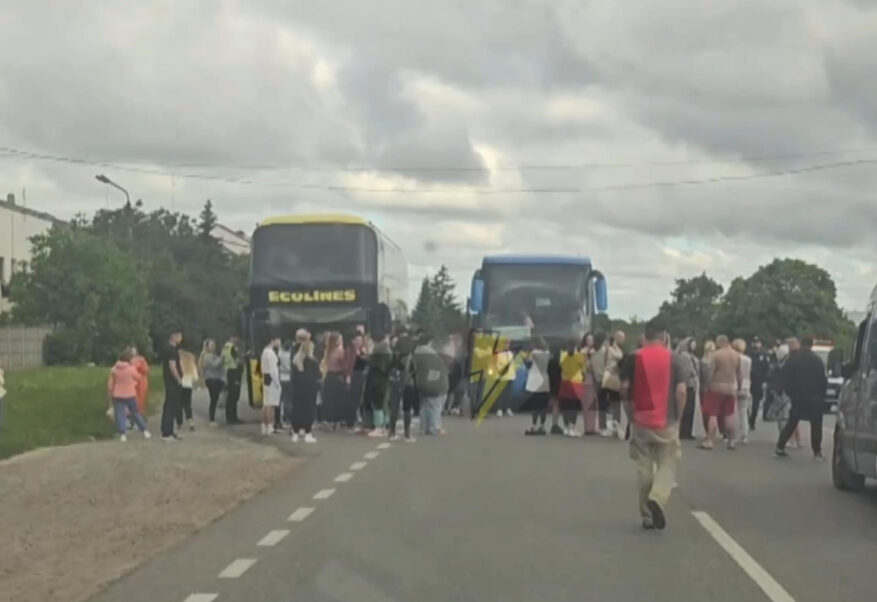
[{"xmin": 699, "ymin": 335, "xmax": 742, "ymax": 450}]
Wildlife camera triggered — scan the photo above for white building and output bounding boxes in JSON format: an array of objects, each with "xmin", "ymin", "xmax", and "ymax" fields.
[
  {"xmin": 0, "ymin": 193, "xmax": 60, "ymax": 313},
  {"xmin": 212, "ymin": 223, "xmax": 250, "ymax": 256}
]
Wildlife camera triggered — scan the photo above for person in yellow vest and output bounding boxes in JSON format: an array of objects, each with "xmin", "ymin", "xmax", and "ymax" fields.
[
  {"xmin": 494, "ymin": 338, "xmax": 517, "ymax": 417},
  {"xmin": 559, "ymin": 340, "xmax": 586, "ymax": 436}
]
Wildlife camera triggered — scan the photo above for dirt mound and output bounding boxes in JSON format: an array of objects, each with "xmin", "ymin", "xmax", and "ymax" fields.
[{"xmin": 0, "ymin": 428, "xmax": 302, "ymax": 602}]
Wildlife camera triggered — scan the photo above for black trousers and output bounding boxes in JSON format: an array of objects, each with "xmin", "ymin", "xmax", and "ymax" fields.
[
  {"xmin": 777, "ymin": 402, "xmax": 823, "ymax": 454},
  {"xmin": 226, "ymin": 368, "xmax": 242, "ymax": 423},
  {"xmin": 680, "ymin": 386, "xmax": 697, "ymax": 439},
  {"xmin": 176, "ymin": 388, "xmax": 193, "ymax": 426},
  {"xmin": 390, "ymin": 386, "xmax": 417, "ymax": 438},
  {"xmin": 749, "ymin": 381, "xmax": 765, "ymax": 429},
  {"xmin": 206, "ymin": 379, "xmax": 224, "ymax": 422},
  {"xmin": 160, "ymin": 385, "xmax": 180, "ymax": 437}
]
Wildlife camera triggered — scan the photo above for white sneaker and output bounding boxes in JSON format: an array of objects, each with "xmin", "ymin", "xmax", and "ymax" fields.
[
  {"xmin": 741, "ymin": 436, "xmax": 749, "ymax": 445},
  {"xmin": 260, "ymin": 424, "xmax": 267, "ymax": 435},
  {"xmin": 405, "ymin": 436, "xmax": 417, "ymax": 443},
  {"xmin": 120, "ymin": 434, "xmax": 128, "ymax": 443},
  {"xmin": 143, "ymin": 431, "xmax": 152, "ymax": 440},
  {"xmin": 390, "ymin": 435, "xmax": 401, "ymax": 441},
  {"xmin": 291, "ymin": 432, "xmax": 300, "ymax": 443},
  {"xmin": 506, "ymin": 409, "xmax": 514, "ymax": 417},
  {"xmin": 368, "ymin": 429, "xmax": 385, "ymax": 438},
  {"xmin": 569, "ymin": 429, "xmax": 582, "ymax": 438},
  {"xmin": 496, "ymin": 409, "xmax": 503, "ymax": 417},
  {"xmin": 304, "ymin": 433, "xmax": 317, "ymax": 443},
  {"xmin": 599, "ymin": 429, "xmax": 613, "ymax": 437}
]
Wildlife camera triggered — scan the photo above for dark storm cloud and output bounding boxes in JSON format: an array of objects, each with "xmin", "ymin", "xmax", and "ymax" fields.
[{"xmin": 3, "ymin": 0, "xmax": 877, "ymax": 317}]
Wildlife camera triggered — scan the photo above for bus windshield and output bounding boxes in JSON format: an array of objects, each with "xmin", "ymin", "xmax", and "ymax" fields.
[
  {"xmin": 483, "ymin": 264, "xmax": 588, "ymax": 332},
  {"xmin": 251, "ymin": 223, "xmax": 378, "ymax": 286}
]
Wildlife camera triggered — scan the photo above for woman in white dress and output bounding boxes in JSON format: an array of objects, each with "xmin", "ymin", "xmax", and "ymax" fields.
[{"xmin": 260, "ymin": 337, "xmax": 282, "ymax": 435}]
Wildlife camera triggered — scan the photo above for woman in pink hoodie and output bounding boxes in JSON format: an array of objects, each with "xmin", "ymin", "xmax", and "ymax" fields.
[{"xmin": 108, "ymin": 347, "xmax": 151, "ymax": 442}]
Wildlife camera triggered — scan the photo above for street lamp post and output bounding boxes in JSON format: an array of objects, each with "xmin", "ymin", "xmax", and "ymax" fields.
[{"xmin": 95, "ymin": 174, "xmax": 130, "ymax": 207}]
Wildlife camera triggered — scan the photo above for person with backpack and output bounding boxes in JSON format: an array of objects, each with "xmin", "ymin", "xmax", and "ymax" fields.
[
  {"xmin": 364, "ymin": 331, "xmax": 394, "ymax": 438},
  {"xmin": 413, "ymin": 332, "xmax": 449, "ymax": 436}
]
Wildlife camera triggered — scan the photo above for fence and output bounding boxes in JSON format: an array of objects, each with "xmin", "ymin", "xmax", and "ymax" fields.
[{"xmin": 0, "ymin": 325, "xmax": 51, "ymax": 369}]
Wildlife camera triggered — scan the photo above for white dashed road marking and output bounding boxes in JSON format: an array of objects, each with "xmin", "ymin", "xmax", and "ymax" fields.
[
  {"xmin": 219, "ymin": 558, "xmax": 257, "ymax": 579},
  {"xmin": 377, "ymin": 442, "xmax": 392, "ymax": 450},
  {"xmin": 692, "ymin": 511, "xmax": 795, "ymax": 602},
  {"xmin": 184, "ymin": 595, "xmax": 218, "ymax": 602},
  {"xmin": 350, "ymin": 461, "xmax": 368, "ymax": 470},
  {"xmin": 364, "ymin": 451, "xmax": 379, "ymax": 459},
  {"xmin": 313, "ymin": 488, "xmax": 336, "ymax": 500},
  {"xmin": 257, "ymin": 530, "xmax": 290, "ymax": 547},
  {"xmin": 288, "ymin": 507, "xmax": 315, "ymax": 522},
  {"xmin": 334, "ymin": 472, "xmax": 354, "ymax": 483}
]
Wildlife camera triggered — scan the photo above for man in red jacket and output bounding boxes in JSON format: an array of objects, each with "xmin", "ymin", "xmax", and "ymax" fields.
[{"xmin": 621, "ymin": 318, "xmax": 689, "ymax": 530}]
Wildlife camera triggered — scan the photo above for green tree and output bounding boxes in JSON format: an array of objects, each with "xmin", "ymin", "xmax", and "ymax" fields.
[
  {"xmin": 198, "ymin": 199, "xmax": 218, "ymax": 239},
  {"xmin": 10, "ymin": 225, "xmax": 151, "ymax": 364},
  {"xmin": 714, "ymin": 258, "xmax": 855, "ymax": 348},
  {"xmin": 411, "ymin": 265, "xmax": 464, "ymax": 337},
  {"xmin": 653, "ymin": 273, "xmax": 724, "ymax": 342}
]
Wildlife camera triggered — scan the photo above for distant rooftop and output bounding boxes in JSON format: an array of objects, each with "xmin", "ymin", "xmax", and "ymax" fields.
[{"xmin": 0, "ymin": 193, "xmax": 64, "ymax": 225}]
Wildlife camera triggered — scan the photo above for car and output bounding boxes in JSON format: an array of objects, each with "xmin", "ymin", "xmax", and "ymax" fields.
[{"xmin": 832, "ymin": 285, "xmax": 877, "ymax": 492}]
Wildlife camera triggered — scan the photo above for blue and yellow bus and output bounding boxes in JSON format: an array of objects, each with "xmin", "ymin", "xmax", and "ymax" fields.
[{"xmin": 466, "ymin": 255, "xmax": 608, "ymax": 416}]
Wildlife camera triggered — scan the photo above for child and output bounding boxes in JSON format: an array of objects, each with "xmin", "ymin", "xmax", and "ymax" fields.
[{"xmin": 108, "ymin": 348, "xmax": 151, "ymax": 442}]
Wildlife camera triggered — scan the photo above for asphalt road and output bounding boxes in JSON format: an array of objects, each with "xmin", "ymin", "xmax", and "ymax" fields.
[{"xmin": 90, "ymin": 404, "xmax": 877, "ymax": 602}]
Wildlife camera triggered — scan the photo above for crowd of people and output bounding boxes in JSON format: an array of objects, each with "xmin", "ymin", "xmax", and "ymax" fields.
[
  {"xmin": 100, "ymin": 318, "xmax": 829, "ymax": 534},
  {"xmin": 143, "ymin": 324, "xmax": 466, "ymax": 444},
  {"xmin": 513, "ymin": 328, "xmax": 828, "ymax": 457},
  {"xmin": 509, "ymin": 320, "xmax": 828, "ymax": 530}
]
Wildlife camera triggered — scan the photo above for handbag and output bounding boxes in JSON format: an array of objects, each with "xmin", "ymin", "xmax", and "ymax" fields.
[{"xmin": 263, "ymin": 373, "xmax": 273, "ymax": 387}]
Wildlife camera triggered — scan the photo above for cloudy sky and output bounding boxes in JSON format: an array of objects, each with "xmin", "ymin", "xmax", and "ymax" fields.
[{"xmin": 2, "ymin": 0, "xmax": 876, "ymax": 317}]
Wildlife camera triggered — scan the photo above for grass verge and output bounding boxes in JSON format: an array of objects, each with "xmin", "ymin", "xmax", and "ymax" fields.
[{"xmin": 0, "ymin": 366, "xmax": 164, "ymax": 460}]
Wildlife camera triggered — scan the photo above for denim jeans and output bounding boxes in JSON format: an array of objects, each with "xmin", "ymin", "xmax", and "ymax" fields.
[
  {"xmin": 114, "ymin": 397, "xmax": 147, "ymax": 434},
  {"xmin": 421, "ymin": 395, "xmax": 445, "ymax": 434}
]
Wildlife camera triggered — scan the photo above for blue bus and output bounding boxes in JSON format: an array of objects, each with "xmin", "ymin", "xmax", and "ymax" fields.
[{"xmin": 466, "ymin": 255, "xmax": 608, "ymax": 416}]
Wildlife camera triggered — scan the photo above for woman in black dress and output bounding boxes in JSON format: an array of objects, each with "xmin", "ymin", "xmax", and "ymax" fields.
[{"xmin": 291, "ymin": 339, "xmax": 320, "ymax": 443}]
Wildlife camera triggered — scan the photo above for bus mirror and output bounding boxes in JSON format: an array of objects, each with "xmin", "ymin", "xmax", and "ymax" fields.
[
  {"xmin": 368, "ymin": 303, "xmax": 393, "ymax": 339},
  {"xmin": 469, "ymin": 277, "xmax": 484, "ymax": 314},
  {"xmin": 595, "ymin": 277, "xmax": 608, "ymax": 313}
]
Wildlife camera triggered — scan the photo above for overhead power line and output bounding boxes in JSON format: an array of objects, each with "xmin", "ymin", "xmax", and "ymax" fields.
[
  {"xmin": 1, "ymin": 146, "xmax": 876, "ymax": 194},
  {"xmin": 2, "ymin": 145, "xmax": 877, "ymax": 174}
]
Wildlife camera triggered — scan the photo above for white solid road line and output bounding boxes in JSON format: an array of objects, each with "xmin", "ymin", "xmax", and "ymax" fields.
[
  {"xmin": 257, "ymin": 529, "xmax": 290, "ymax": 547},
  {"xmin": 183, "ymin": 595, "xmax": 218, "ymax": 602},
  {"xmin": 218, "ymin": 558, "xmax": 257, "ymax": 579},
  {"xmin": 287, "ymin": 507, "xmax": 315, "ymax": 522},
  {"xmin": 334, "ymin": 472, "xmax": 354, "ymax": 483},
  {"xmin": 692, "ymin": 511, "xmax": 795, "ymax": 602},
  {"xmin": 350, "ymin": 461, "xmax": 368, "ymax": 470},
  {"xmin": 364, "ymin": 451, "xmax": 379, "ymax": 459},
  {"xmin": 313, "ymin": 488, "xmax": 336, "ymax": 500},
  {"xmin": 377, "ymin": 442, "xmax": 392, "ymax": 450}
]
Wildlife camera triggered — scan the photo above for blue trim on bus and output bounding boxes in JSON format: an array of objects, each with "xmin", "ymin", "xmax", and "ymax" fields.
[{"xmin": 482, "ymin": 255, "xmax": 592, "ymax": 266}]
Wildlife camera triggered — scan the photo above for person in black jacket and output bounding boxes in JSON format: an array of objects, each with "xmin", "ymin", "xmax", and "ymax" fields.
[
  {"xmin": 774, "ymin": 336, "xmax": 828, "ymax": 459},
  {"xmin": 747, "ymin": 337, "xmax": 771, "ymax": 431}
]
